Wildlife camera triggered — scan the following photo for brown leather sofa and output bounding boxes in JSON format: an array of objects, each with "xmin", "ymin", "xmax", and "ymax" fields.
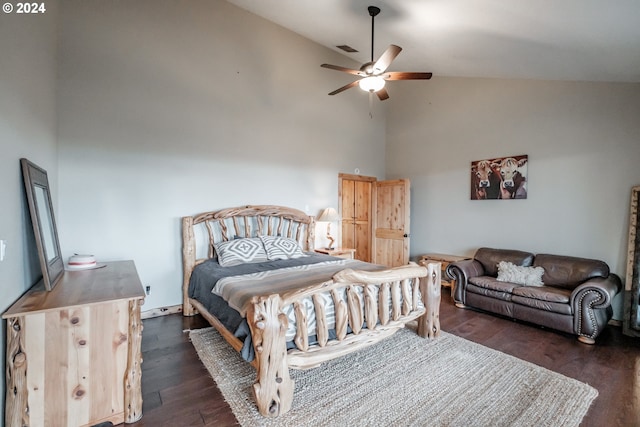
[{"xmin": 447, "ymin": 247, "xmax": 622, "ymax": 344}]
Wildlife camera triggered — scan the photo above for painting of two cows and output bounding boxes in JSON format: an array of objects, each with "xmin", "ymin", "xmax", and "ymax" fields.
[{"xmin": 471, "ymin": 155, "xmax": 528, "ymax": 200}]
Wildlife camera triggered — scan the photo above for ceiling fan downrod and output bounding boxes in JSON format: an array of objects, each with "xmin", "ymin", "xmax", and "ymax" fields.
[{"xmin": 368, "ymin": 6, "xmax": 380, "ymax": 62}]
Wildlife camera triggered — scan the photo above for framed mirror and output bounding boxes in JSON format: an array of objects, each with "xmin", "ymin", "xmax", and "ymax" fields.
[
  {"xmin": 21, "ymin": 158, "xmax": 64, "ymax": 291},
  {"xmin": 624, "ymin": 185, "xmax": 640, "ymax": 336}
]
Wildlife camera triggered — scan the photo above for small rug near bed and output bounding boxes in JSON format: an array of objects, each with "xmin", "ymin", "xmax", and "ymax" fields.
[{"xmin": 189, "ymin": 325, "xmax": 597, "ymax": 427}]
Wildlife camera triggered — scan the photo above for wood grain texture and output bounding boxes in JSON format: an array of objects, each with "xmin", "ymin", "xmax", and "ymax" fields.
[
  {"xmin": 5, "ymin": 317, "xmax": 29, "ymax": 427},
  {"xmin": 379, "ymin": 282, "xmax": 391, "ymax": 326},
  {"xmin": 332, "ymin": 288, "xmax": 348, "ymax": 341},
  {"xmin": 339, "ymin": 175, "xmax": 374, "ymax": 262},
  {"xmin": 125, "ymin": 299, "xmax": 144, "ymax": 422},
  {"xmin": 188, "ymin": 298, "xmax": 252, "ymax": 363},
  {"xmin": 293, "ymin": 302, "xmax": 309, "ymax": 351},
  {"xmin": 312, "ymin": 294, "xmax": 328, "ymax": 347},
  {"xmin": 347, "ymin": 286, "xmax": 363, "ymax": 335},
  {"xmin": 373, "ymin": 179, "xmax": 410, "ymax": 267},
  {"xmin": 3, "ymin": 261, "xmax": 145, "ymax": 427},
  {"xmin": 364, "ymin": 285, "xmax": 378, "ymax": 330},
  {"xmin": 3, "ymin": 261, "xmax": 144, "ymax": 318},
  {"xmin": 391, "ymin": 281, "xmax": 402, "ymax": 321},
  {"xmin": 418, "ymin": 262, "xmax": 442, "ymax": 339},
  {"xmin": 246, "ymin": 296, "xmax": 294, "ymax": 417},
  {"xmin": 182, "ymin": 216, "xmax": 196, "ymax": 316}
]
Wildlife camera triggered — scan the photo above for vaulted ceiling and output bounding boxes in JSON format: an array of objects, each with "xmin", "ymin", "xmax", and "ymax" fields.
[{"xmin": 227, "ymin": 0, "xmax": 640, "ymax": 83}]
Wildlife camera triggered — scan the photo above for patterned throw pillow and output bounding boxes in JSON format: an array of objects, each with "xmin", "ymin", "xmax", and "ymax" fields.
[
  {"xmin": 214, "ymin": 238, "xmax": 268, "ymax": 267},
  {"xmin": 497, "ymin": 261, "xmax": 545, "ymax": 286},
  {"xmin": 259, "ymin": 235, "xmax": 307, "ymax": 260}
]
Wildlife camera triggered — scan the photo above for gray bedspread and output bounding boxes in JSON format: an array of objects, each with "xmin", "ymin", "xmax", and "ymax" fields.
[
  {"xmin": 189, "ymin": 252, "xmax": 339, "ymax": 303},
  {"xmin": 189, "ymin": 252, "xmax": 351, "ymax": 360},
  {"xmin": 214, "ymin": 259, "xmax": 382, "ymax": 315}
]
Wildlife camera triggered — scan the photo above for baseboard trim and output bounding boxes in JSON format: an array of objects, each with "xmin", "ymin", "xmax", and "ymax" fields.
[
  {"xmin": 142, "ymin": 304, "xmax": 182, "ymax": 319},
  {"xmin": 608, "ymin": 319, "xmax": 622, "ymax": 327}
]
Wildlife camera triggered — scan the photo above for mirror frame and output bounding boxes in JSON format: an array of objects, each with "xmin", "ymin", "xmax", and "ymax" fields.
[
  {"xmin": 21, "ymin": 158, "xmax": 64, "ymax": 291},
  {"xmin": 624, "ymin": 185, "xmax": 640, "ymax": 336}
]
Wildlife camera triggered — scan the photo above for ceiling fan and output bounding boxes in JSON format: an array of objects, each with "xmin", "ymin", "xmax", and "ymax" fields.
[{"xmin": 321, "ymin": 5, "xmax": 433, "ymax": 101}]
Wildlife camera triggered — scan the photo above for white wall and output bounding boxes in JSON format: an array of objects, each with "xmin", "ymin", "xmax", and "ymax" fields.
[
  {"xmin": 56, "ymin": 0, "xmax": 386, "ymax": 310},
  {"xmin": 0, "ymin": 1, "xmax": 59, "ymax": 424},
  {"xmin": 386, "ymin": 77, "xmax": 640, "ymax": 319}
]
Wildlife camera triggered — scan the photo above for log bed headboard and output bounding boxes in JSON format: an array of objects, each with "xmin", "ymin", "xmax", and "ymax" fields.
[{"xmin": 181, "ymin": 205, "xmax": 315, "ymax": 315}]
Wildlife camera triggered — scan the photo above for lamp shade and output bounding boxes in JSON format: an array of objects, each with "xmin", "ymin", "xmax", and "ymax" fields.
[
  {"xmin": 358, "ymin": 76, "xmax": 386, "ymax": 92},
  {"xmin": 317, "ymin": 207, "xmax": 340, "ymax": 222}
]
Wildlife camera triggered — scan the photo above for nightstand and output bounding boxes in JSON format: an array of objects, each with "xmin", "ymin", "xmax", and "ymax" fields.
[{"xmin": 315, "ymin": 248, "xmax": 356, "ymax": 260}]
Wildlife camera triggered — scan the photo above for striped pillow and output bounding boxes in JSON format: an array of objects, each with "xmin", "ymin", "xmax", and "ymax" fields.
[
  {"xmin": 260, "ymin": 235, "xmax": 307, "ymax": 260},
  {"xmin": 214, "ymin": 238, "xmax": 268, "ymax": 267}
]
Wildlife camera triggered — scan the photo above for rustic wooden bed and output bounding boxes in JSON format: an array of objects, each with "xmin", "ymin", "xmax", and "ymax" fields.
[{"xmin": 182, "ymin": 205, "xmax": 441, "ymax": 417}]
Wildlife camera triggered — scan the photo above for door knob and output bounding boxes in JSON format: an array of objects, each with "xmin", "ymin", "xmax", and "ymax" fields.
[{"xmin": 404, "ymin": 234, "xmax": 409, "ymax": 238}]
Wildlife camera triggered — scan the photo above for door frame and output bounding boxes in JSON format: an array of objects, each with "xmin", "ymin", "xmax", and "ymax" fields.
[{"xmin": 338, "ymin": 173, "xmax": 377, "ymax": 261}]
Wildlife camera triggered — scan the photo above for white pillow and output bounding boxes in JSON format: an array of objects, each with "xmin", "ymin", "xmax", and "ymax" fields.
[
  {"xmin": 497, "ymin": 261, "xmax": 545, "ymax": 287},
  {"xmin": 259, "ymin": 235, "xmax": 307, "ymax": 260},
  {"xmin": 214, "ymin": 238, "xmax": 268, "ymax": 267}
]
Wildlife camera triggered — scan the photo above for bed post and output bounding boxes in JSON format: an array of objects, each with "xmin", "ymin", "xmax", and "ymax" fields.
[
  {"xmin": 418, "ymin": 262, "xmax": 441, "ymax": 338},
  {"xmin": 306, "ymin": 217, "xmax": 315, "ymax": 251},
  {"xmin": 182, "ymin": 216, "xmax": 196, "ymax": 316},
  {"xmin": 246, "ymin": 295, "xmax": 294, "ymax": 417}
]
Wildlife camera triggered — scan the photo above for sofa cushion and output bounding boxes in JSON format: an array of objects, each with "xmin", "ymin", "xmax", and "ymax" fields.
[
  {"xmin": 474, "ymin": 247, "xmax": 535, "ymax": 277},
  {"xmin": 467, "ymin": 283, "xmax": 513, "ymax": 302},
  {"xmin": 512, "ymin": 286, "xmax": 572, "ymax": 315},
  {"xmin": 512, "ymin": 285, "xmax": 571, "ymax": 304},
  {"xmin": 468, "ymin": 276, "xmax": 519, "ymax": 301},
  {"xmin": 497, "ymin": 261, "xmax": 545, "ymax": 286},
  {"xmin": 533, "ymin": 254, "xmax": 609, "ymax": 289},
  {"xmin": 469, "ymin": 276, "xmax": 520, "ymax": 293}
]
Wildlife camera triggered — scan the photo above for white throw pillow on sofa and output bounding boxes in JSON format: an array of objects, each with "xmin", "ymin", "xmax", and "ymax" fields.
[{"xmin": 497, "ymin": 261, "xmax": 545, "ymax": 286}]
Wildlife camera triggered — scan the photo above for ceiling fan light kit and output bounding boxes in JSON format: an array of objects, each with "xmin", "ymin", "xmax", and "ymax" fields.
[
  {"xmin": 321, "ymin": 5, "xmax": 432, "ymax": 101},
  {"xmin": 358, "ymin": 76, "xmax": 386, "ymax": 92}
]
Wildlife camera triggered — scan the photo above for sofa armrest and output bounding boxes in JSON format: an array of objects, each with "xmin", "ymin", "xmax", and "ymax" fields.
[
  {"xmin": 570, "ymin": 274, "xmax": 622, "ymax": 309},
  {"xmin": 446, "ymin": 259, "xmax": 485, "ymax": 305},
  {"xmin": 570, "ymin": 274, "xmax": 622, "ymax": 342}
]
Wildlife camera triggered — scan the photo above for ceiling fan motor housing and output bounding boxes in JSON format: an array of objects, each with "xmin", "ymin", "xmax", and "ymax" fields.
[{"xmin": 360, "ymin": 61, "xmax": 375, "ymax": 75}]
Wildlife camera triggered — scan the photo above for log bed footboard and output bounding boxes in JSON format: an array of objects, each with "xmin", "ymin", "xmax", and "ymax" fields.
[
  {"xmin": 245, "ymin": 262, "xmax": 441, "ymax": 417},
  {"xmin": 181, "ymin": 206, "xmax": 442, "ymax": 418}
]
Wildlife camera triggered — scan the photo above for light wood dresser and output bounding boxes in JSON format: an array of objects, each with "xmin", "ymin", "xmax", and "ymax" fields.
[{"xmin": 3, "ymin": 260, "xmax": 145, "ymax": 427}]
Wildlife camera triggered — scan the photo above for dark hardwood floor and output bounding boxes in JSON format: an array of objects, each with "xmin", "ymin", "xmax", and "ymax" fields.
[{"xmin": 127, "ymin": 291, "xmax": 640, "ymax": 426}]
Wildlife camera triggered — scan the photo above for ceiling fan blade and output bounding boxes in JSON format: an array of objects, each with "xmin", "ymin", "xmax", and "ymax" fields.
[
  {"xmin": 383, "ymin": 72, "xmax": 433, "ymax": 80},
  {"xmin": 376, "ymin": 87, "xmax": 390, "ymax": 101},
  {"xmin": 372, "ymin": 45, "xmax": 402, "ymax": 74},
  {"xmin": 328, "ymin": 80, "xmax": 359, "ymax": 96},
  {"xmin": 321, "ymin": 64, "xmax": 366, "ymax": 76}
]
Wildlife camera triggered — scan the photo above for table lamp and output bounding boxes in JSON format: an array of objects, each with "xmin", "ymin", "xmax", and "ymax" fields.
[{"xmin": 317, "ymin": 207, "xmax": 341, "ymax": 250}]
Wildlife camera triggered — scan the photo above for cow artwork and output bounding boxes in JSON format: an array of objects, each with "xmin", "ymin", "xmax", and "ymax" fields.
[{"xmin": 470, "ymin": 155, "xmax": 528, "ymax": 200}]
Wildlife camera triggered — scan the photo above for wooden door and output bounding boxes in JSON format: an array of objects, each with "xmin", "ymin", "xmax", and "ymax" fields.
[
  {"xmin": 373, "ymin": 179, "xmax": 411, "ymax": 267},
  {"xmin": 339, "ymin": 174, "xmax": 374, "ymax": 262}
]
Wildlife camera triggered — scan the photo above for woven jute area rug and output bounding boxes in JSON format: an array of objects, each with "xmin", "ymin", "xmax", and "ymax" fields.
[{"xmin": 190, "ymin": 325, "xmax": 597, "ymax": 427}]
